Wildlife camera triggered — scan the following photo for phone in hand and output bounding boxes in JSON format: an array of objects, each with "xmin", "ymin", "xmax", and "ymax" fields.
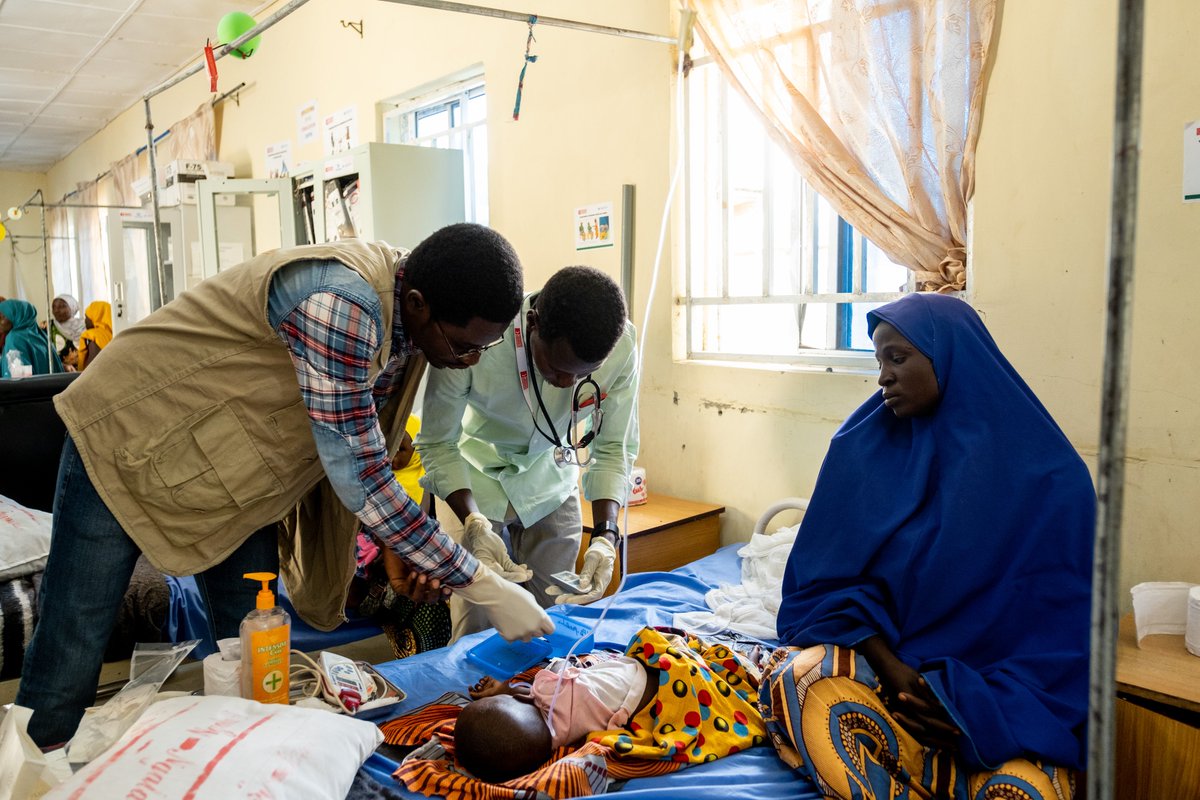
[{"xmin": 549, "ymin": 570, "xmax": 585, "ymax": 594}]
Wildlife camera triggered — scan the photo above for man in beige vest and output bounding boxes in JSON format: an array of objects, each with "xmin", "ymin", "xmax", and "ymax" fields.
[{"xmin": 17, "ymin": 223, "xmax": 553, "ymax": 748}]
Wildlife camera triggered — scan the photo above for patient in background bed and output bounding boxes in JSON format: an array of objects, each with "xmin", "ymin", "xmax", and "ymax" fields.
[
  {"xmin": 766, "ymin": 294, "xmax": 1095, "ymax": 800},
  {"xmin": 453, "ymin": 626, "xmax": 767, "ymax": 784}
]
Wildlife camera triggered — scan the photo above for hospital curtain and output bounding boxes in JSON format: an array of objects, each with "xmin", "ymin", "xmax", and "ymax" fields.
[
  {"xmin": 72, "ymin": 181, "xmax": 109, "ymax": 305},
  {"xmin": 690, "ymin": 0, "xmax": 1000, "ymax": 292},
  {"xmin": 46, "ymin": 206, "xmax": 75, "ymax": 304},
  {"xmin": 109, "ymin": 153, "xmax": 141, "ymax": 207}
]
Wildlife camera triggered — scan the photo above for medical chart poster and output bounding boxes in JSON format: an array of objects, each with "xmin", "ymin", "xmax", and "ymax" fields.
[
  {"xmin": 265, "ymin": 141, "xmax": 292, "ymax": 179},
  {"xmin": 297, "ymin": 100, "xmax": 318, "ymax": 145},
  {"xmin": 575, "ymin": 202, "xmax": 614, "ymax": 250},
  {"xmin": 1185, "ymin": 120, "xmax": 1200, "ymax": 203},
  {"xmin": 324, "ymin": 106, "xmax": 359, "ymax": 157}
]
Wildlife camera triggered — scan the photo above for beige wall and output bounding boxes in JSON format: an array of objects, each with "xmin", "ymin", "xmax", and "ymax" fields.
[
  {"xmin": 643, "ymin": 0, "xmax": 1200, "ymax": 609},
  {"xmin": 961, "ymin": 0, "xmax": 1200, "ymax": 603},
  {"xmin": 0, "ymin": 170, "xmax": 49, "ymax": 307},
  {"xmin": 44, "ymin": 0, "xmax": 671, "ymax": 295},
  {"xmin": 36, "ymin": 0, "xmax": 1199, "ymax": 605}
]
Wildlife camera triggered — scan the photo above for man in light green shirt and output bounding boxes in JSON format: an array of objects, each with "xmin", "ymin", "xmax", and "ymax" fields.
[{"xmin": 417, "ymin": 266, "xmax": 639, "ymax": 640}]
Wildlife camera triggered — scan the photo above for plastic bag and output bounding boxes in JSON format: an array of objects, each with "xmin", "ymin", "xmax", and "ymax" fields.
[
  {"xmin": 5, "ymin": 350, "xmax": 31, "ymax": 379},
  {"xmin": 65, "ymin": 640, "xmax": 199, "ymax": 766},
  {"xmin": 0, "ymin": 706, "xmax": 65, "ymax": 800}
]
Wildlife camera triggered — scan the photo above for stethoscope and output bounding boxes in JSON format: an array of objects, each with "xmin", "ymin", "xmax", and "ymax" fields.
[{"xmin": 513, "ymin": 311, "xmax": 604, "ymax": 467}]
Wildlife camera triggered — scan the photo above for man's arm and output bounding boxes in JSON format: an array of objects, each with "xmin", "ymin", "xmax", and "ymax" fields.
[
  {"xmin": 278, "ymin": 290, "xmax": 478, "ymax": 586},
  {"xmin": 414, "ymin": 360, "xmax": 478, "ymax": 522},
  {"xmin": 279, "ymin": 288, "xmax": 551, "ymax": 642}
]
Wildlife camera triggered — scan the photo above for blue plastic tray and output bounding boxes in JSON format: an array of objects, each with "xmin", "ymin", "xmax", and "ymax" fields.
[{"xmin": 466, "ymin": 614, "xmax": 597, "ymax": 679}]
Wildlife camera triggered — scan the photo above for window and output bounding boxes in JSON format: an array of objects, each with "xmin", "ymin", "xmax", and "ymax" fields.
[
  {"xmin": 382, "ymin": 75, "xmax": 488, "ymax": 224},
  {"xmin": 682, "ymin": 55, "xmax": 911, "ymax": 367}
]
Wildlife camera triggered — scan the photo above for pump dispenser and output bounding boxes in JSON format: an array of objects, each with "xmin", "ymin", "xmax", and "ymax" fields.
[{"xmin": 239, "ymin": 572, "xmax": 291, "ymax": 704}]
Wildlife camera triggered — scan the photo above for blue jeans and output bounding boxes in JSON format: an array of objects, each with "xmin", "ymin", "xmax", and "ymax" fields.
[{"xmin": 16, "ymin": 435, "xmax": 278, "ymax": 746}]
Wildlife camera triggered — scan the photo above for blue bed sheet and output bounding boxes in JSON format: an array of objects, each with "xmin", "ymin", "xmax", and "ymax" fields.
[
  {"xmin": 359, "ymin": 544, "xmax": 819, "ymax": 799},
  {"xmin": 164, "ymin": 575, "xmax": 383, "ymax": 659}
]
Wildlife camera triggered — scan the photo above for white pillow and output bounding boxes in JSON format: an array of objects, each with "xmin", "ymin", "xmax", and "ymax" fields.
[
  {"xmin": 45, "ymin": 695, "xmax": 383, "ymax": 799},
  {"xmin": 0, "ymin": 494, "xmax": 52, "ymax": 581}
]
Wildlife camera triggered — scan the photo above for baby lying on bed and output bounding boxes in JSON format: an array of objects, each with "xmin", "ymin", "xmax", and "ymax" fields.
[{"xmin": 453, "ymin": 626, "xmax": 768, "ymax": 783}]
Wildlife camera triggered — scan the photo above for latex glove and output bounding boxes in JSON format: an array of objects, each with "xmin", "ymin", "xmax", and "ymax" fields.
[
  {"xmin": 462, "ymin": 512, "xmax": 532, "ymax": 583},
  {"xmin": 456, "ymin": 563, "xmax": 555, "ymax": 642},
  {"xmin": 547, "ymin": 536, "xmax": 617, "ymax": 606}
]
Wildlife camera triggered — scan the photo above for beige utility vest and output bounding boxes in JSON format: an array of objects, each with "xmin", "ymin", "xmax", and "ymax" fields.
[{"xmin": 55, "ymin": 240, "xmax": 425, "ymax": 629}]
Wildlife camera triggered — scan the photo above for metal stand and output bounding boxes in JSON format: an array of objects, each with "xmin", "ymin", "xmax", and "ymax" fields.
[{"xmin": 1088, "ymin": 0, "xmax": 1145, "ymax": 797}]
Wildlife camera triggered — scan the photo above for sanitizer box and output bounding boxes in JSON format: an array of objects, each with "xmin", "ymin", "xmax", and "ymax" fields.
[{"xmin": 466, "ymin": 615, "xmax": 596, "ymax": 679}]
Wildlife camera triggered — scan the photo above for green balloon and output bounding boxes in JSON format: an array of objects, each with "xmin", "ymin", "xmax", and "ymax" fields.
[{"xmin": 217, "ymin": 11, "xmax": 261, "ymax": 59}]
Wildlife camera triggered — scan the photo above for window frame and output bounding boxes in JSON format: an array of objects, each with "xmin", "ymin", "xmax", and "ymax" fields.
[
  {"xmin": 381, "ymin": 73, "xmax": 488, "ymax": 224},
  {"xmin": 680, "ymin": 53, "xmax": 913, "ymax": 371}
]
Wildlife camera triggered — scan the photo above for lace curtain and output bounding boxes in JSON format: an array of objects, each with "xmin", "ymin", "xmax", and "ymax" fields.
[{"xmin": 690, "ymin": 0, "xmax": 1000, "ymax": 291}]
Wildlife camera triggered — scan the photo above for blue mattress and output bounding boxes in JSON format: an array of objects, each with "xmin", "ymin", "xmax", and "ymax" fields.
[
  {"xmin": 358, "ymin": 544, "xmax": 819, "ymax": 799},
  {"xmin": 164, "ymin": 575, "xmax": 383, "ymax": 659}
]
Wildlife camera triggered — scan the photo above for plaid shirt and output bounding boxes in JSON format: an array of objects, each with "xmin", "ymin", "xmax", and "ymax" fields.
[{"xmin": 275, "ymin": 270, "xmax": 477, "ymax": 587}]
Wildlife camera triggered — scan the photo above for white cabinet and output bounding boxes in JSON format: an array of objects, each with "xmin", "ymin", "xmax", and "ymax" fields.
[
  {"xmin": 294, "ymin": 142, "xmax": 465, "ymax": 250},
  {"xmin": 106, "ymin": 204, "xmax": 253, "ymax": 333}
]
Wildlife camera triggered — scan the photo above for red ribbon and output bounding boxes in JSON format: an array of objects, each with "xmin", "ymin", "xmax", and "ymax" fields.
[{"xmin": 204, "ymin": 40, "xmax": 217, "ymax": 92}]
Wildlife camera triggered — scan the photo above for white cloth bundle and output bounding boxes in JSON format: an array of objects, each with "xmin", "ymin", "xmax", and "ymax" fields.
[{"xmin": 673, "ymin": 525, "xmax": 798, "ymax": 640}]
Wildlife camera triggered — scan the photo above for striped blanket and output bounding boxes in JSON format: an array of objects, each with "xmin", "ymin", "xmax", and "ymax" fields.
[{"xmin": 0, "ymin": 574, "xmax": 38, "ymax": 680}]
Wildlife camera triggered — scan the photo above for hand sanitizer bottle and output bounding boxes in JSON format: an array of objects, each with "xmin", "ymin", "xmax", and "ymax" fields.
[{"xmin": 239, "ymin": 572, "xmax": 291, "ymax": 704}]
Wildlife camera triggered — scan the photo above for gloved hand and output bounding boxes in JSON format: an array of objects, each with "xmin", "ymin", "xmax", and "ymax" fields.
[
  {"xmin": 462, "ymin": 512, "xmax": 532, "ymax": 583},
  {"xmin": 547, "ymin": 536, "xmax": 617, "ymax": 605},
  {"xmin": 455, "ymin": 563, "xmax": 555, "ymax": 642}
]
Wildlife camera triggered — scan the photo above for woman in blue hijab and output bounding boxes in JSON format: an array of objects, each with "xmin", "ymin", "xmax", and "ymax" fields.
[
  {"xmin": 0, "ymin": 299, "xmax": 62, "ymax": 378},
  {"xmin": 763, "ymin": 294, "xmax": 1094, "ymax": 799}
]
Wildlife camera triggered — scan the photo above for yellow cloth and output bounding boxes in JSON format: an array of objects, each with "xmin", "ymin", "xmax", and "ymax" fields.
[
  {"xmin": 78, "ymin": 300, "xmax": 113, "ymax": 369},
  {"xmin": 395, "ymin": 415, "xmax": 424, "ymax": 505},
  {"xmin": 588, "ymin": 627, "xmax": 767, "ymax": 764}
]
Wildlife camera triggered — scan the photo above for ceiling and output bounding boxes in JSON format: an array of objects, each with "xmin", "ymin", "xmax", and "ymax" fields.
[{"xmin": 0, "ymin": 0, "xmax": 267, "ymax": 173}]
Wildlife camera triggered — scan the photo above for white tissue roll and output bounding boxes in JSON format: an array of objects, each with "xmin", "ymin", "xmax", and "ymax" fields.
[
  {"xmin": 1187, "ymin": 586, "xmax": 1200, "ymax": 658},
  {"xmin": 203, "ymin": 652, "xmax": 243, "ymax": 696}
]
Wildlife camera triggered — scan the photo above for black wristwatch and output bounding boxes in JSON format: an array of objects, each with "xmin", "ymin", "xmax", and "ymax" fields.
[{"xmin": 589, "ymin": 519, "xmax": 620, "ymax": 546}]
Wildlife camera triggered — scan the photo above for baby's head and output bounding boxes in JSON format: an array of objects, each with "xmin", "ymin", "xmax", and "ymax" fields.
[{"xmin": 454, "ymin": 695, "xmax": 552, "ymax": 783}]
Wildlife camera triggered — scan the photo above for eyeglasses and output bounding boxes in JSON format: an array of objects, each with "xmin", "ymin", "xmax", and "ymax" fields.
[{"xmin": 434, "ymin": 319, "xmax": 505, "ymax": 363}]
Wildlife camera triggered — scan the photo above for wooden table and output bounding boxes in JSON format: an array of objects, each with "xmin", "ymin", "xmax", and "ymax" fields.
[
  {"xmin": 576, "ymin": 494, "xmax": 725, "ymax": 596},
  {"xmin": 1115, "ymin": 612, "xmax": 1200, "ymax": 798}
]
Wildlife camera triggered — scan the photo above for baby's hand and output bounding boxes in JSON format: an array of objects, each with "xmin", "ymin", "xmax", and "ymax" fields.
[
  {"xmin": 469, "ymin": 676, "xmax": 503, "ymax": 699},
  {"xmin": 468, "ymin": 676, "xmax": 530, "ymax": 700}
]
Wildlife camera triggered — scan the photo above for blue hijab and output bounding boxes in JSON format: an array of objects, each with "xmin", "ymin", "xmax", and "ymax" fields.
[
  {"xmin": 777, "ymin": 293, "xmax": 1094, "ymax": 771},
  {"xmin": 0, "ymin": 299, "xmax": 62, "ymax": 378}
]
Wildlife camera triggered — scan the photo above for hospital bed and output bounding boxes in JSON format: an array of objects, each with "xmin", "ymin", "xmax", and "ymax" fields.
[{"xmin": 353, "ymin": 497, "xmax": 817, "ymax": 799}]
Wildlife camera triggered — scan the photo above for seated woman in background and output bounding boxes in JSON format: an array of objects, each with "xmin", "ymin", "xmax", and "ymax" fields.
[
  {"xmin": 764, "ymin": 294, "xmax": 1094, "ymax": 800},
  {"xmin": 76, "ymin": 300, "xmax": 113, "ymax": 371},
  {"xmin": 0, "ymin": 299, "xmax": 62, "ymax": 378},
  {"xmin": 43, "ymin": 293, "xmax": 86, "ymax": 352}
]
